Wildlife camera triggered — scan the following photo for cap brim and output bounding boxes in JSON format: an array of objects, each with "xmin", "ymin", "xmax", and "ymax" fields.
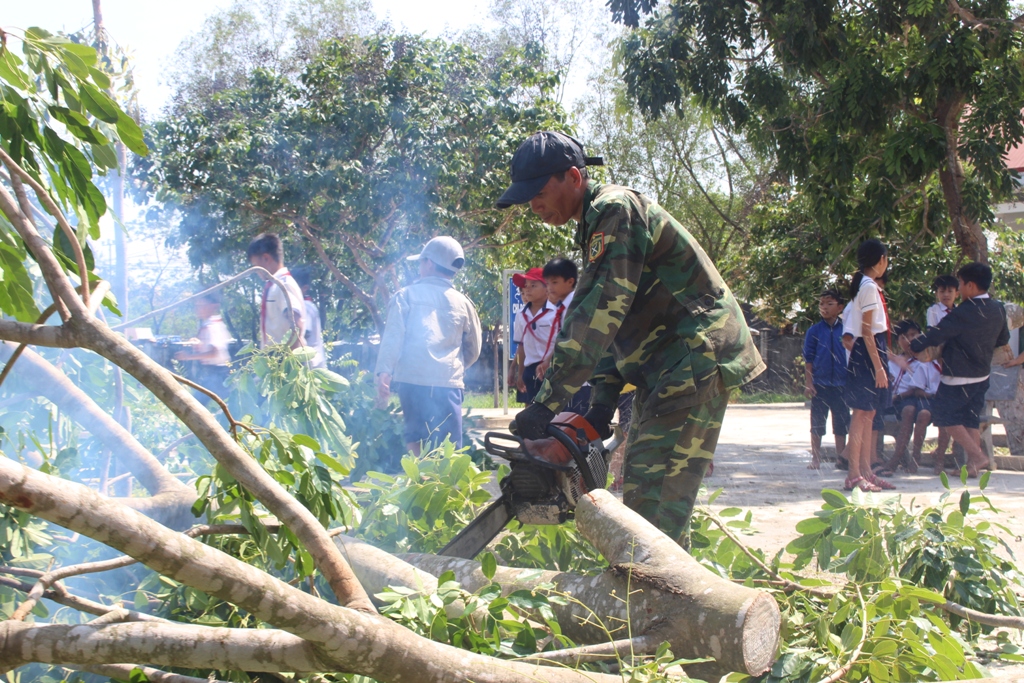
[
  {"xmin": 405, "ymin": 254, "xmax": 421, "ymax": 262},
  {"xmin": 512, "ymin": 274, "xmax": 527, "ymax": 287},
  {"xmin": 495, "ymin": 174, "xmax": 552, "ymax": 209}
]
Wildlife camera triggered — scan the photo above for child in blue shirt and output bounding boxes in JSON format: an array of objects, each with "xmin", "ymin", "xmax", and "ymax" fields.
[{"xmin": 803, "ymin": 289, "xmax": 850, "ymax": 469}]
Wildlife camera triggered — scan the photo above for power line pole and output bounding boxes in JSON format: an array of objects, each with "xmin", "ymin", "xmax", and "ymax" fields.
[{"xmin": 92, "ymin": 0, "xmax": 129, "ymax": 321}]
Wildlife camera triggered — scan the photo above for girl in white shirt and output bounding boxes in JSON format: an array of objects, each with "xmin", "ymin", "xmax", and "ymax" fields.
[{"xmin": 843, "ymin": 239, "xmax": 892, "ymax": 493}]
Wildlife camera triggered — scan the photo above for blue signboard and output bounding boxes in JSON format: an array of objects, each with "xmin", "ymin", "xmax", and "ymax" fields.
[{"xmin": 509, "ymin": 276, "xmax": 524, "ymax": 360}]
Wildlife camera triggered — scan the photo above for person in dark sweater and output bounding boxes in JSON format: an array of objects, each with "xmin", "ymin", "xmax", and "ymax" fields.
[{"xmin": 909, "ymin": 262, "xmax": 1012, "ymax": 477}]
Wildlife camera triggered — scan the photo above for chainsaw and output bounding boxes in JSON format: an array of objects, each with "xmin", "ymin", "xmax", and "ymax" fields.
[{"xmin": 439, "ymin": 412, "xmax": 623, "ymax": 559}]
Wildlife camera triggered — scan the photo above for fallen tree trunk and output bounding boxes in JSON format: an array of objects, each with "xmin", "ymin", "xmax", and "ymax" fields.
[
  {"xmin": 0, "ymin": 456, "xmax": 620, "ymax": 683},
  {"xmin": 350, "ymin": 489, "xmax": 780, "ymax": 677}
]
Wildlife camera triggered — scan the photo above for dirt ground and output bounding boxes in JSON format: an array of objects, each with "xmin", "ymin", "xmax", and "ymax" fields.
[{"xmin": 710, "ymin": 403, "xmax": 1024, "ymax": 561}]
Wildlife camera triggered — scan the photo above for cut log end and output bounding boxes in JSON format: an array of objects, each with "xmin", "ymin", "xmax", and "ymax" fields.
[{"xmin": 740, "ymin": 592, "xmax": 782, "ymax": 676}]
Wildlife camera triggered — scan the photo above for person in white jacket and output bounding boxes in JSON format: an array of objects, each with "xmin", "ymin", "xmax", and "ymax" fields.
[{"xmin": 375, "ymin": 236, "xmax": 482, "ymax": 454}]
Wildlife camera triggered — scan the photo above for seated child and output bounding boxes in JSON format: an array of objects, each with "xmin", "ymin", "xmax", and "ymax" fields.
[{"xmin": 882, "ymin": 320, "xmax": 941, "ymax": 474}]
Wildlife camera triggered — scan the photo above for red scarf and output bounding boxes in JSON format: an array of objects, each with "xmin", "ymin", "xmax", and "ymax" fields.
[
  {"xmin": 542, "ymin": 303, "xmax": 566, "ymax": 361},
  {"xmin": 521, "ymin": 304, "xmax": 551, "ymax": 342}
]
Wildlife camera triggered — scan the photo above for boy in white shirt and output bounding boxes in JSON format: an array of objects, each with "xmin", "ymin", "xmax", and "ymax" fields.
[
  {"xmin": 925, "ymin": 274, "xmax": 958, "ymax": 463},
  {"xmin": 511, "ymin": 268, "xmax": 553, "ymax": 403},
  {"xmin": 926, "ymin": 274, "xmax": 958, "ymax": 328},
  {"xmin": 246, "ymin": 233, "xmax": 306, "ymax": 350}
]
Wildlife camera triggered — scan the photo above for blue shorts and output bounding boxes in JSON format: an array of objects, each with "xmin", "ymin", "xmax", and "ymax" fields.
[
  {"xmin": 522, "ymin": 362, "xmax": 545, "ymax": 404},
  {"xmin": 894, "ymin": 396, "xmax": 932, "ymax": 416},
  {"xmin": 931, "ymin": 380, "xmax": 988, "ymax": 430},
  {"xmin": 810, "ymin": 384, "xmax": 850, "ymax": 436},
  {"xmin": 396, "ymin": 383, "xmax": 464, "ymax": 448},
  {"xmin": 844, "ymin": 334, "xmax": 890, "ymax": 415}
]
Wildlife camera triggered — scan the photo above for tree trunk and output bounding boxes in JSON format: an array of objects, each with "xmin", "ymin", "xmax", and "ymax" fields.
[
  {"xmin": 936, "ymin": 96, "xmax": 987, "ymax": 262},
  {"xmin": 344, "ymin": 489, "xmax": 781, "ymax": 677}
]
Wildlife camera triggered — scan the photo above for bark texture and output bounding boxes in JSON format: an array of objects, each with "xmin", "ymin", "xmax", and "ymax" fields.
[
  {"xmin": 389, "ymin": 490, "xmax": 780, "ymax": 676},
  {"xmin": 0, "ymin": 458, "xmax": 622, "ymax": 683}
]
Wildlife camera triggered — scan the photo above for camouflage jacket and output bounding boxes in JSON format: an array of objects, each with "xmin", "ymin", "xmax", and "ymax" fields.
[{"xmin": 533, "ymin": 181, "xmax": 765, "ymax": 414}]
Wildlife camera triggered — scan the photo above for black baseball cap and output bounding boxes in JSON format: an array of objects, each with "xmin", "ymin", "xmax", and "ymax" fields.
[{"xmin": 495, "ymin": 131, "xmax": 603, "ymax": 209}]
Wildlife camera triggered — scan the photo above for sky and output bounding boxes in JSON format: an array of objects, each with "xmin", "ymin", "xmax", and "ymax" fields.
[{"xmin": 3, "ymin": 0, "xmax": 497, "ymax": 115}]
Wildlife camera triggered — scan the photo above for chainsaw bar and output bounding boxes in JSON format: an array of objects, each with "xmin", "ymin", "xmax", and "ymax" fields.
[{"xmin": 438, "ymin": 495, "xmax": 513, "ymax": 559}]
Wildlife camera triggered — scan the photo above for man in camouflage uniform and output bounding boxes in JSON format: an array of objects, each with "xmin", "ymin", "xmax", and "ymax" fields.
[{"xmin": 497, "ymin": 131, "xmax": 764, "ymax": 547}]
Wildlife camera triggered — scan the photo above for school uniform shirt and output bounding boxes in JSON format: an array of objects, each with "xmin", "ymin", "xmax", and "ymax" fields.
[
  {"xmin": 846, "ymin": 277, "xmax": 888, "ymax": 338},
  {"xmin": 889, "ymin": 357, "xmax": 942, "ymax": 398},
  {"xmin": 513, "ymin": 301, "xmax": 555, "ymax": 366},
  {"xmin": 303, "ymin": 298, "xmax": 327, "ymax": 369},
  {"xmin": 261, "ymin": 268, "xmax": 305, "ymax": 348},
  {"xmin": 926, "ymin": 302, "xmax": 953, "ymax": 328}
]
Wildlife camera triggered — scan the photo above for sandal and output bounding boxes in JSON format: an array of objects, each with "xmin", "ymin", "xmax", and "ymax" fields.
[
  {"xmin": 868, "ymin": 474, "xmax": 895, "ymax": 490},
  {"xmin": 835, "ymin": 457, "xmax": 850, "ymax": 471},
  {"xmin": 858, "ymin": 478, "xmax": 882, "ymax": 492},
  {"xmin": 872, "ymin": 462, "xmax": 897, "ymax": 478},
  {"xmin": 843, "ymin": 475, "xmax": 881, "ymax": 492}
]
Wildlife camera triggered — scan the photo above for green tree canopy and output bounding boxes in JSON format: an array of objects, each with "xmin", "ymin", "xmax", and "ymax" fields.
[
  {"xmin": 611, "ymin": 0, "xmax": 1024, "ymax": 323},
  {"xmin": 143, "ymin": 33, "xmax": 571, "ymax": 337}
]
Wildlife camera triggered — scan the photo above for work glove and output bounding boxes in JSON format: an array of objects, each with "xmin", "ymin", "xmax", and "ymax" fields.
[
  {"xmin": 583, "ymin": 404, "xmax": 615, "ymax": 440},
  {"xmin": 511, "ymin": 402, "xmax": 556, "ymax": 440}
]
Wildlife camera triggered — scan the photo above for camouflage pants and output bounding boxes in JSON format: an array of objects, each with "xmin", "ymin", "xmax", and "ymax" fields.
[{"xmin": 621, "ymin": 375, "xmax": 728, "ymax": 549}]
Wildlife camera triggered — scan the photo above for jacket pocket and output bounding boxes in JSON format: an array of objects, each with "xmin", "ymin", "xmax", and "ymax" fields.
[{"xmin": 640, "ymin": 348, "xmax": 700, "ymax": 419}]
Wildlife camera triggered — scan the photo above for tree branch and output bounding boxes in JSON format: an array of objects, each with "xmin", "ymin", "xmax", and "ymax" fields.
[
  {"xmin": 295, "ymin": 218, "xmax": 385, "ymax": 333},
  {"xmin": 0, "ymin": 458, "xmax": 622, "ymax": 683},
  {"xmin": 0, "ymin": 148, "xmax": 91, "ymax": 309}
]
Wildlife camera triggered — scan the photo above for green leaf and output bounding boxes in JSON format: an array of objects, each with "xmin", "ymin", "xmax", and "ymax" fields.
[
  {"xmin": 940, "ymin": 471, "xmax": 950, "ymax": 489},
  {"xmin": 959, "ymin": 490, "xmax": 971, "ymax": 516},
  {"xmin": 88, "ymin": 66, "xmax": 111, "ymax": 89},
  {"xmin": 129, "ymin": 666, "xmax": 150, "ymax": 683},
  {"xmin": 0, "ymin": 48, "xmax": 31, "ymax": 90},
  {"xmin": 79, "ymin": 83, "xmax": 119, "ymax": 123},
  {"xmin": 91, "ymin": 142, "xmax": 118, "ymax": 170},
  {"xmin": 979, "ymin": 470, "xmax": 990, "ymax": 490},
  {"xmin": 481, "ymin": 552, "xmax": 497, "ymax": 580},
  {"xmin": 795, "ymin": 517, "xmax": 830, "ymax": 534},
  {"xmin": 821, "ymin": 489, "xmax": 848, "ymax": 509},
  {"xmin": 115, "ymin": 109, "xmax": 149, "ymax": 155}
]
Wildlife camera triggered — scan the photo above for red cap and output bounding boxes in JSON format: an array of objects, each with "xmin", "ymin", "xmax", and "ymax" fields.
[{"xmin": 512, "ymin": 268, "xmax": 545, "ymax": 288}]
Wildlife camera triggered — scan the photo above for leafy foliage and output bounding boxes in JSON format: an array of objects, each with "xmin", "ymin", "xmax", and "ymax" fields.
[
  {"xmin": 143, "ymin": 32, "xmax": 570, "ymax": 334},
  {"xmin": 691, "ymin": 475, "xmax": 1024, "ymax": 682},
  {"xmin": 0, "ymin": 28, "xmax": 146, "ymax": 321},
  {"xmin": 613, "ymin": 0, "xmax": 1024, "ymax": 322}
]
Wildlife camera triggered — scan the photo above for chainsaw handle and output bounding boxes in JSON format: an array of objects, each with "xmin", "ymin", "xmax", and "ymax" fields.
[{"xmin": 546, "ymin": 424, "xmax": 601, "ymax": 491}]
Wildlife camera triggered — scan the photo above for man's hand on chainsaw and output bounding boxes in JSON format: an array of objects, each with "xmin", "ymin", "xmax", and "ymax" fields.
[
  {"xmin": 511, "ymin": 402, "xmax": 556, "ymax": 440},
  {"xmin": 583, "ymin": 404, "xmax": 615, "ymax": 440}
]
